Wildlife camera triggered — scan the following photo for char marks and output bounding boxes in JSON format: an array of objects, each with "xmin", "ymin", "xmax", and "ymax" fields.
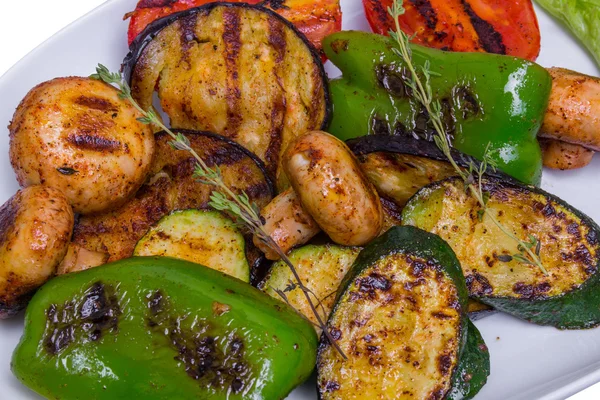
[
  {"xmin": 67, "ymin": 134, "xmax": 122, "ymax": 152},
  {"xmin": 461, "ymin": 0, "xmax": 506, "ymax": 55},
  {"xmin": 222, "ymin": 8, "xmax": 243, "ymax": 139},
  {"xmin": 265, "ymin": 17, "xmax": 288, "ymax": 178},
  {"xmin": 74, "ymin": 96, "xmax": 118, "ymax": 112},
  {"xmin": 179, "ymin": 13, "xmax": 200, "ymax": 62},
  {"xmin": 410, "ymin": 0, "xmax": 438, "ymax": 29}
]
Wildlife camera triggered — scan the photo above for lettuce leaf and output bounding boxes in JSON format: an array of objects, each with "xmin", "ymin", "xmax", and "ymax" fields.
[{"xmin": 535, "ymin": 0, "xmax": 600, "ymax": 66}]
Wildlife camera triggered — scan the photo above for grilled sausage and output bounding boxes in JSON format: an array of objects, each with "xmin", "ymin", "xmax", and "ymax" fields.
[
  {"xmin": 9, "ymin": 77, "xmax": 155, "ymax": 214},
  {"xmin": 253, "ymin": 188, "xmax": 320, "ymax": 260},
  {"xmin": 540, "ymin": 68, "xmax": 600, "ymax": 151},
  {"xmin": 0, "ymin": 186, "xmax": 74, "ymax": 318},
  {"xmin": 284, "ymin": 131, "xmax": 384, "ymax": 246},
  {"xmin": 540, "ymin": 139, "xmax": 595, "ymax": 170}
]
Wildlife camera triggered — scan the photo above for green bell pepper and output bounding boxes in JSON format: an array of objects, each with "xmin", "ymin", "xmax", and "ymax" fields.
[
  {"xmin": 323, "ymin": 31, "xmax": 552, "ymax": 185},
  {"xmin": 12, "ymin": 257, "xmax": 317, "ymax": 399}
]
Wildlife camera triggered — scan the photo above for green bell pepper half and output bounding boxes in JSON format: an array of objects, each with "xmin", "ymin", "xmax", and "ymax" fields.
[
  {"xmin": 12, "ymin": 257, "xmax": 317, "ymax": 399},
  {"xmin": 323, "ymin": 31, "xmax": 552, "ymax": 185}
]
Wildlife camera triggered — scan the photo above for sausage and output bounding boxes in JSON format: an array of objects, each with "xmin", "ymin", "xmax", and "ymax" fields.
[
  {"xmin": 0, "ymin": 186, "xmax": 74, "ymax": 318},
  {"xmin": 284, "ymin": 131, "xmax": 384, "ymax": 246},
  {"xmin": 253, "ymin": 188, "xmax": 321, "ymax": 260},
  {"xmin": 9, "ymin": 77, "xmax": 155, "ymax": 214},
  {"xmin": 540, "ymin": 139, "xmax": 595, "ymax": 170},
  {"xmin": 540, "ymin": 68, "xmax": 600, "ymax": 151}
]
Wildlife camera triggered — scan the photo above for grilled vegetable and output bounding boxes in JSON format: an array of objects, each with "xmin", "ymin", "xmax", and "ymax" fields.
[
  {"xmin": 348, "ymin": 134, "xmax": 515, "ymax": 208},
  {"xmin": 540, "ymin": 68, "xmax": 600, "ymax": 151},
  {"xmin": 317, "ymin": 226, "xmax": 489, "ymax": 399},
  {"xmin": 72, "ymin": 130, "xmax": 273, "ymax": 267},
  {"xmin": 126, "ymin": 0, "xmax": 342, "ymax": 60},
  {"xmin": 0, "ymin": 186, "xmax": 74, "ymax": 318},
  {"xmin": 9, "ymin": 77, "xmax": 155, "ymax": 214},
  {"xmin": 540, "ymin": 139, "xmax": 595, "ymax": 170},
  {"xmin": 134, "ymin": 210, "xmax": 250, "ymax": 282},
  {"xmin": 124, "ymin": 3, "xmax": 330, "ymax": 189},
  {"xmin": 362, "ymin": 0, "xmax": 541, "ymax": 61},
  {"xmin": 12, "ymin": 257, "xmax": 317, "ymax": 399},
  {"xmin": 403, "ymin": 176, "xmax": 600, "ymax": 329},
  {"xmin": 260, "ymin": 244, "xmax": 360, "ymax": 332},
  {"xmin": 324, "ymin": 31, "xmax": 551, "ymax": 185}
]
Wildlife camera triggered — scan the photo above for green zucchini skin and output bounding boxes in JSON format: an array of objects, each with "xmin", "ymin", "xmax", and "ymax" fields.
[
  {"xmin": 318, "ymin": 226, "xmax": 489, "ymax": 399},
  {"xmin": 447, "ymin": 320, "xmax": 490, "ymax": 400},
  {"xmin": 403, "ymin": 176, "xmax": 600, "ymax": 329},
  {"xmin": 12, "ymin": 257, "xmax": 317, "ymax": 399}
]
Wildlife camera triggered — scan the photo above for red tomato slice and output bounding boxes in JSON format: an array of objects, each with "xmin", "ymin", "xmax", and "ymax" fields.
[
  {"xmin": 126, "ymin": 0, "xmax": 342, "ymax": 60},
  {"xmin": 362, "ymin": 0, "xmax": 541, "ymax": 61}
]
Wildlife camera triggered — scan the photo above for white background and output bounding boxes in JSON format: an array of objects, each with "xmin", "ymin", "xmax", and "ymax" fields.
[{"xmin": 0, "ymin": 1, "xmax": 598, "ymax": 399}]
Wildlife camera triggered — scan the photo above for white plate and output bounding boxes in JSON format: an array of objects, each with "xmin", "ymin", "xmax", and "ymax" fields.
[{"xmin": 1, "ymin": 1, "xmax": 600, "ymax": 399}]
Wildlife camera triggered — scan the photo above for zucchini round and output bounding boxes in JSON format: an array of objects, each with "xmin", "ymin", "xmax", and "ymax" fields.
[
  {"xmin": 124, "ymin": 3, "xmax": 331, "ymax": 189},
  {"xmin": 134, "ymin": 210, "xmax": 250, "ymax": 282},
  {"xmin": 260, "ymin": 244, "xmax": 360, "ymax": 332},
  {"xmin": 72, "ymin": 130, "xmax": 273, "ymax": 267},
  {"xmin": 317, "ymin": 226, "xmax": 489, "ymax": 399},
  {"xmin": 403, "ymin": 176, "xmax": 600, "ymax": 329}
]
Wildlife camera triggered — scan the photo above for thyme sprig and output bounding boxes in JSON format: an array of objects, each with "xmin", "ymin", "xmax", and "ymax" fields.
[
  {"xmin": 92, "ymin": 64, "xmax": 347, "ymax": 358},
  {"xmin": 388, "ymin": 2, "xmax": 547, "ymax": 275}
]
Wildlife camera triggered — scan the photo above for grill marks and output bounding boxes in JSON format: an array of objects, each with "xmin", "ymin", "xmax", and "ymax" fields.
[
  {"xmin": 179, "ymin": 13, "xmax": 199, "ymax": 63},
  {"xmin": 67, "ymin": 133, "xmax": 122, "ymax": 152},
  {"xmin": 265, "ymin": 17, "xmax": 287, "ymax": 178},
  {"xmin": 410, "ymin": 0, "xmax": 438, "ymax": 29},
  {"xmin": 407, "ymin": 0, "xmax": 506, "ymax": 55},
  {"xmin": 460, "ymin": 0, "xmax": 506, "ymax": 55},
  {"xmin": 222, "ymin": 9, "xmax": 243, "ymax": 139}
]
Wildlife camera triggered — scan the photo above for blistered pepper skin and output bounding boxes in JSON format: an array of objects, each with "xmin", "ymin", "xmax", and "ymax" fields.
[
  {"xmin": 323, "ymin": 31, "xmax": 552, "ymax": 186},
  {"xmin": 11, "ymin": 257, "xmax": 317, "ymax": 399}
]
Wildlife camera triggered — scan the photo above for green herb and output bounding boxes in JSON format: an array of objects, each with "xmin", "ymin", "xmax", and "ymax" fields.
[
  {"xmin": 91, "ymin": 64, "xmax": 347, "ymax": 358},
  {"xmin": 388, "ymin": 1, "xmax": 547, "ymax": 275}
]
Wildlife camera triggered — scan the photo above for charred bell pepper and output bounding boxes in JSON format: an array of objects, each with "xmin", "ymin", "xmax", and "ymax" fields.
[
  {"xmin": 323, "ymin": 31, "xmax": 552, "ymax": 185},
  {"xmin": 12, "ymin": 257, "xmax": 317, "ymax": 399}
]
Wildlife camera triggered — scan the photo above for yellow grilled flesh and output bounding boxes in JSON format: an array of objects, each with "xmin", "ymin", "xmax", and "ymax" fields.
[
  {"xmin": 403, "ymin": 178, "xmax": 598, "ymax": 299},
  {"xmin": 318, "ymin": 253, "xmax": 462, "ymax": 400},
  {"xmin": 131, "ymin": 5, "xmax": 328, "ymax": 189}
]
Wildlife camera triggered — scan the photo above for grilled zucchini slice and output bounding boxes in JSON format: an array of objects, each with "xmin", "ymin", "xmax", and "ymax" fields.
[
  {"xmin": 348, "ymin": 134, "xmax": 516, "ymax": 208},
  {"xmin": 260, "ymin": 244, "xmax": 360, "ymax": 331},
  {"xmin": 134, "ymin": 210, "xmax": 249, "ymax": 282},
  {"xmin": 317, "ymin": 226, "xmax": 488, "ymax": 399},
  {"xmin": 124, "ymin": 3, "xmax": 330, "ymax": 189},
  {"xmin": 403, "ymin": 176, "xmax": 600, "ymax": 329},
  {"xmin": 72, "ymin": 130, "xmax": 273, "ymax": 266}
]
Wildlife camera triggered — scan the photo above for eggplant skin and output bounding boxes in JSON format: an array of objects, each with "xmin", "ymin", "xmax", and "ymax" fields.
[
  {"xmin": 71, "ymin": 130, "xmax": 274, "ymax": 267},
  {"xmin": 0, "ymin": 186, "xmax": 74, "ymax": 318},
  {"xmin": 348, "ymin": 134, "xmax": 519, "ymax": 209},
  {"xmin": 403, "ymin": 177, "xmax": 600, "ymax": 329},
  {"xmin": 124, "ymin": 2, "xmax": 331, "ymax": 189}
]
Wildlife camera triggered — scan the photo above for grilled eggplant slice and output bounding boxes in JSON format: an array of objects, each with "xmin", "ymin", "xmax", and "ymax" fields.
[
  {"xmin": 260, "ymin": 244, "xmax": 360, "ymax": 332},
  {"xmin": 348, "ymin": 134, "xmax": 515, "ymax": 208},
  {"xmin": 124, "ymin": 3, "xmax": 330, "ymax": 189},
  {"xmin": 317, "ymin": 226, "xmax": 489, "ymax": 399},
  {"xmin": 403, "ymin": 176, "xmax": 600, "ymax": 329},
  {"xmin": 134, "ymin": 210, "xmax": 250, "ymax": 282},
  {"xmin": 72, "ymin": 130, "xmax": 273, "ymax": 266}
]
